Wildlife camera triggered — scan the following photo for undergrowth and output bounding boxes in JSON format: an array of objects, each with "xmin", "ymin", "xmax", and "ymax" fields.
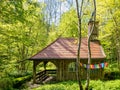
[{"xmin": 33, "ymin": 80, "xmax": 120, "ymax": 90}]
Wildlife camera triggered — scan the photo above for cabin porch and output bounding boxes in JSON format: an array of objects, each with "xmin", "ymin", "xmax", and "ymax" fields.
[{"xmin": 32, "ymin": 59, "xmax": 104, "ymax": 83}]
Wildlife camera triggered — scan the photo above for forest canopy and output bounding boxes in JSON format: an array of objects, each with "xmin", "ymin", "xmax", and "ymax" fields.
[{"xmin": 0, "ymin": 0, "xmax": 120, "ymax": 89}]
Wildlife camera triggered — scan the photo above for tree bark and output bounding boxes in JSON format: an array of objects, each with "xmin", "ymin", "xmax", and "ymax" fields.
[
  {"xmin": 75, "ymin": 0, "xmax": 84, "ymax": 90},
  {"xmin": 85, "ymin": 0, "xmax": 96, "ymax": 90}
]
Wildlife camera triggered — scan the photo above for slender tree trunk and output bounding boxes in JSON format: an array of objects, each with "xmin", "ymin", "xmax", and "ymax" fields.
[
  {"xmin": 75, "ymin": 0, "xmax": 84, "ymax": 90},
  {"xmin": 85, "ymin": 0, "xmax": 96, "ymax": 90}
]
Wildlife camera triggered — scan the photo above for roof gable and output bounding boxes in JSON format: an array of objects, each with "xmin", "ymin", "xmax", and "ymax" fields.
[{"xmin": 29, "ymin": 38, "xmax": 106, "ymax": 60}]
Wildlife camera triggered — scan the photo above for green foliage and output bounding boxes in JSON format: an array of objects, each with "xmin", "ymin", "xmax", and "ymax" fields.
[
  {"xmin": 58, "ymin": 8, "xmax": 78, "ymax": 37},
  {"xmin": 0, "ymin": 0, "xmax": 48, "ymax": 75},
  {"xmin": 7, "ymin": 70, "xmax": 32, "ymax": 78},
  {"xmin": 0, "ymin": 72, "xmax": 32, "ymax": 89},
  {"xmin": 90, "ymin": 80, "xmax": 120, "ymax": 90},
  {"xmin": 105, "ymin": 62, "xmax": 119, "ymax": 72},
  {"xmin": 97, "ymin": 0, "xmax": 120, "ymax": 61},
  {"xmin": 0, "ymin": 74, "xmax": 32, "ymax": 90},
  {"xmin": 0, "ymin": 78, "xmax": 13, "ymax": 90},
  {"xmin": 33, "ymin": 80, "xmax": 120, "ymax": 90},
  {"xmin": 33, "ymin": 81, "xmax": 79, "ymax": 90},
  {"xmin": 58, "ymin": 8, "xmax": 88, "ymax": 38},
  {"xmin": 13, "ymin": 75, "xmax": 32, "ymax": 88},
  {"xmin": 104, "ymin": 62, "xmax": 120, "ymax": 80}
]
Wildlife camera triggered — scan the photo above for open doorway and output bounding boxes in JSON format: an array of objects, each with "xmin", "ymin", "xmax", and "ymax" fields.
[{"xmin": 45, "ymin": 62, "xmax": 57, "ymax": 82}]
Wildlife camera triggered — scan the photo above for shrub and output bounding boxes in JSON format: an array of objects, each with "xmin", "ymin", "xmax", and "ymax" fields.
[
  {"xmin": 104, "ymin": 71, "xmax": 120, "ymax": 80},
  {"xmin": 8, "ymin": 71, "xmax": 32, "ymax": 78},
  {"xmin": 13, "ymin": 75, "xmax": 32, "ymax": 88},
  {"xmin": 0, "ymin": 77, "xmax": 14, "ymax": 90}
]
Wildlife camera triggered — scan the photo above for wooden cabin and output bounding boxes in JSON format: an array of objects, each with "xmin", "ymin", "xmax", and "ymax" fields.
[
  {"xmin": 29, "ymin": 37, "xmax": 106, "ymax": 83},
  {"xmin": 29, "ymin": 21, "xmax": 106, "ymax": 83}
]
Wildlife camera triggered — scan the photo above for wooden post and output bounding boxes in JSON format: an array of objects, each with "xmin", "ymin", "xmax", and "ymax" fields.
[
  {"xmin": 59, "ymin": 61, "xmax": 62, "ymax": 81},
  {"xmin": 58, "ymin": 60, "xmax": 63, "ymax": 81},
  {"xmin": 62, "ymin": 60, "xmax": 64, "ymax": 81},
  {"xmin": 33, "ymin": 60, "xmax": 36, "ymax": 84},
  {"xmin": 44, "ymin": 61, "xmax": 48, "ymax": 70}
]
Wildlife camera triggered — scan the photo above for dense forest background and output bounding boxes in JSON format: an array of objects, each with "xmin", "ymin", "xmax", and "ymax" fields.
[{"xmin": 0, "ymin": 0, "xmax": 120, "ymax": 89}]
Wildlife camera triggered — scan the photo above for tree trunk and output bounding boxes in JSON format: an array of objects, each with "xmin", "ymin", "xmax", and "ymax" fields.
[
  {"xmin": 85, "ymin": 0, "xmax": 96, "ymax": 90},
  {"xmin": 75, "ymin": 0, "xmax": 84, "ymax": 90}
]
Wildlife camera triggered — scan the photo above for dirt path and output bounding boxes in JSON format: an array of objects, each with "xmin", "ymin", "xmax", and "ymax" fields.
[{"xmin": 25, "ymin": 81, "xmax": 41, "ymax": 90}]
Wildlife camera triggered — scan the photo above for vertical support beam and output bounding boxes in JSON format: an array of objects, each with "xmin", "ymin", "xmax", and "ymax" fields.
[
  {"xmin": 44, "ymin": 61, "xmax": 48, "ymax": 76},
  {"xmin": 33, "ymin": 60, "xmax": 36, "ymax": 84},
  {"xmin": 44, "ymin": 61, "xmax": 48, "ymax": 70},
  {"xmin": 55, "ymin": 61, "xmax": 59, "ymax": 81},
  {"xmin": 58, "ymin": 60, "xmax": 63, "ymax": 81},
  {"xmin": 62, "ymin": 60, "xmax": 64, "ymax": 81},
  {"xmin": 59, "ymin": 60, "xmax": 64, "ymax": 81},
  {"xmin": 59, "ymin": 61, "xmax": 62, "ymax": 81}
]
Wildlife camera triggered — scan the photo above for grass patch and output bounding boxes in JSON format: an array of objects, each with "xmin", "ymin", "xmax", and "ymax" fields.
[{"xmin": 33, "ymin": 80, "xmax": 120, "ymax": 90}]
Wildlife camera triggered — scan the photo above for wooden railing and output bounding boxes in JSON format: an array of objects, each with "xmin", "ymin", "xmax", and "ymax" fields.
[
  {"xmin": 36, "ymin": 69, "xmax": 56, "ymax": 83},
  {"xmin": 46, "ymin": 69, "xmax": 56, "ymax": 74}
]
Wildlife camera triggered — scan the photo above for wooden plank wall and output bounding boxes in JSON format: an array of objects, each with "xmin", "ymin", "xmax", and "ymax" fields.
[{"xmin": 62, "ymin": 60, "xmax": 104, "ymax": 80}]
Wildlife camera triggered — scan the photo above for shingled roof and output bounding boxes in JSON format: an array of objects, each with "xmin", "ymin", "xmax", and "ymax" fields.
[{"xmin": 29, "ymin": 38, "xmax": 106, "ymax": 60}]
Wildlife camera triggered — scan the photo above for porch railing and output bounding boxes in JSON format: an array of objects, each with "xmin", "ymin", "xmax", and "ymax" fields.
[{"xmin": 36, "ymin": 69, "xmax": 56, "ymax": 83}]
